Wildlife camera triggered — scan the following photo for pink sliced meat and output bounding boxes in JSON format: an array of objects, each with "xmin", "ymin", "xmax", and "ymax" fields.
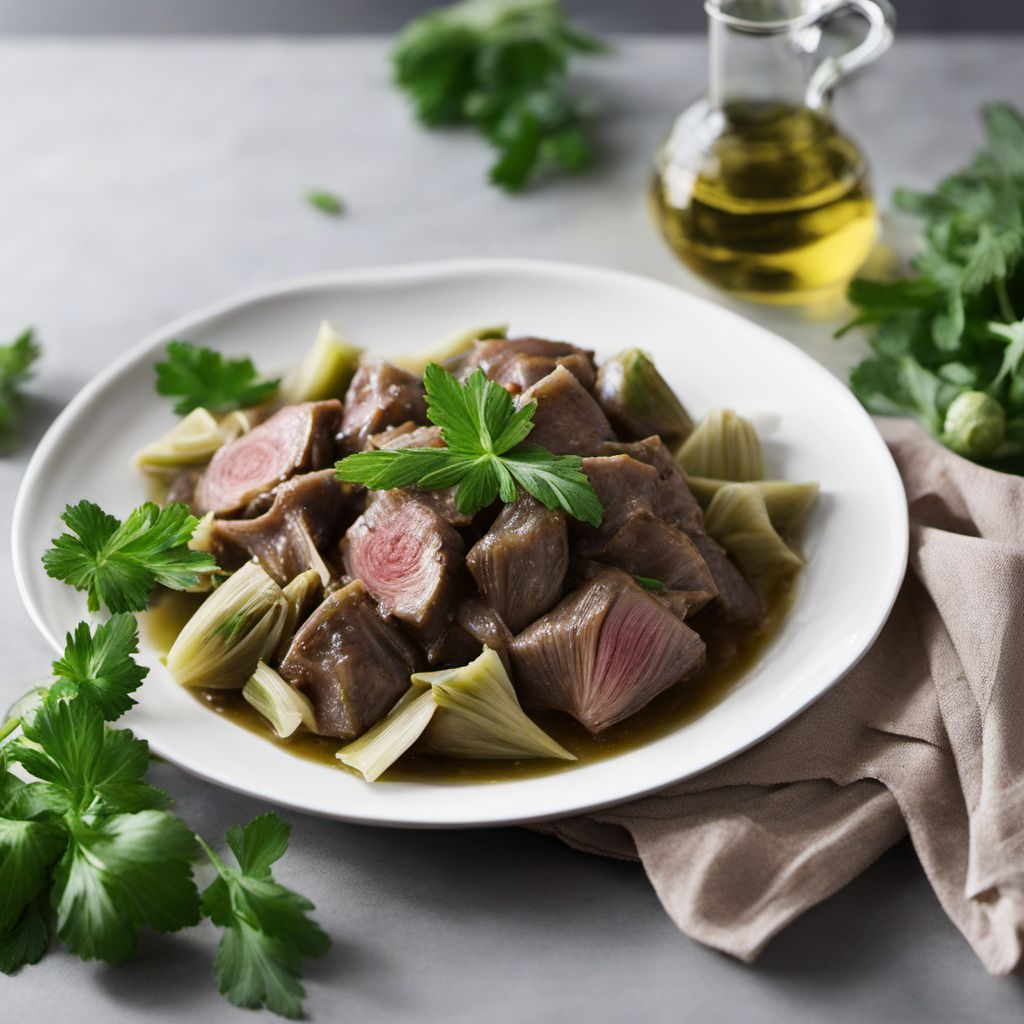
[
  {"xmin": 510, "ymin": 569, "xmax": 706, "ymax": 733},
  {"xmin": 342, "ymin": 491, "xmax": 465, "ymax": 657},
  {"xmin": 193, "ymin": 400, "xmax": 341, "ymax": 516}
]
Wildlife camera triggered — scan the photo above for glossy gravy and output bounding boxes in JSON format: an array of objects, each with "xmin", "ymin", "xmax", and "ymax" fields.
[{"xmin": 143, "ymin": 584, "xmax": 793, "ymax": 785}]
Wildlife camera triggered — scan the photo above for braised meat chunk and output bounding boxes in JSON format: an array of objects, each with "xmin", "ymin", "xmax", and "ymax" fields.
[
  {"xmin": 212, "ymin": 469, "xmax": 355, "ymax": 585},
  {"xmin": 342, "ymin": 490, "xmax": 466, "ymax": 657},
  {"xmin": 519, "ymin": 365, "xmax": 614, "ymax": 456},
  {"xmin": 279, "ymin": 580, "xmax": 418, "ymax": 739},
  {"xmin": 466, "ymin": 494, "xmax": 568, "ymax": 634},
  {"xmin": 339, "ymin": 360, "xmax": 428, "ymax": 451},
  {"xmin": 510, "ymin": 569, "xmax": 706, "ymax": 733},
  {"xmin": 465, "ymin": 336, "xmax": 597, "ymax": 392},
  {"xmin": 194, "ymin": 400, "xmax": 341, "ymax": 515}
]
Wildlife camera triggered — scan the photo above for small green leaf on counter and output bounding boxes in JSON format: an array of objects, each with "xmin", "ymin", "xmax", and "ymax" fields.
[
  {"xmin": 199, "ymin": 813, "xmax": 330, "ymax": 1019},
  {"xmin": 305, "ymin": 189, "xmax": 345, "ymax": 216},
  {"xmin": 0, "ymin": 328, "xmax": 41, "ymax": 434}
]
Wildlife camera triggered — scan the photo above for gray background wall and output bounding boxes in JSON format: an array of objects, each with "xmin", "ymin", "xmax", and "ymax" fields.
[{"xmin": 1, "ymin": 0, "xmax": 1022, "ymax": 34}]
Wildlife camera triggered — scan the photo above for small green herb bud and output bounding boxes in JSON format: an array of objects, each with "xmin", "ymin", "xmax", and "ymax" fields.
[{"xmin": 942, "ymin": 391, "xmax": 1005, "ymax": 458}]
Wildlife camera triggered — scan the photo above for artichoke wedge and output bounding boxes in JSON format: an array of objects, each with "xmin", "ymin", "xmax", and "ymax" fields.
[
  {"xmin": 703, "ymin": 484, "xmax": 803, "ymax": 599},
  {"xmin": 274, "ymin": 569, "xmax": 324, "ymax": 661},
  {"xmin": 134, "ymin": 407, "xmax": 248, "ymax": 473},
  {"xmin": 166, "ymin": 561, "xmax": 288, "ymax": 689},
  {"xmin": 279, "ymin": 320, "xmax": 362, "ymax": 403},
  {"xmin": 337, "ymin": 646, "xmax": 574, "ymax": 782},
  {"xmin": 685, "ymin": 477, "xmax": 819, "ymax": 534},
  {"xmin": 390, "ymin": 322, "xmax": 508, "ymax": 375},
  {"xmin": 595, "ymin": 348, "xmax": 694, "ymax": 447},
  {"xmin": 677, "ymin": 409, "xmax": 765, "ymax": 481},
  {"xmin": 243, "ymin": 661, "xmax": 318, "ymax": 739}
]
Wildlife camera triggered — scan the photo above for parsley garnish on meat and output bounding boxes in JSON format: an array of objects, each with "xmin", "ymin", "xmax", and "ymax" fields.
[
  {"xmin": 336, "ymin": 361, "xmax": 604, "ymax": 525},
  {"xmin": 843, "ymin": 102, "xmax": 1024, "ymax": 465},
  {"xmin": 42, "ymin": 500, "xmax": 219, "ymax": 614},
  {"xmin": 392, "ymin": 0, "xmax": 607, "ymax": 191},
  {"xmin": 155, "ymin": 340, "xmax": 279, "ymax": 415}
]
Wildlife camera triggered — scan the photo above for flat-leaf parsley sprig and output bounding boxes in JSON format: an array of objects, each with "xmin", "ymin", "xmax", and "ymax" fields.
[
  {"xmin": 336, "ymin": 362, "xmax": 604, "ymax": 525},
  {"xmin": 155, "ymin": 340, "xmax": 280, "ymax": 416},
  {"xmin": 0, "ymin": 586, "xmax": 329, "ymax": 1015},
  {"xmin": 42, "ymin": 500, "xmax": 219, "ymax": 614}
]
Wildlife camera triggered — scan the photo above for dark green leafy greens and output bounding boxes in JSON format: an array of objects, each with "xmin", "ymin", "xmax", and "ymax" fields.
[
  {"xmin": 42, "ymin": 500, "xmax": 219, "ymax": 614},
  {"xmin": 199, "ymin": 815, "xmax": 331, "ymax": 1019},
  {"xmin": 155, "ymin": 340, "xmax": 280, "ymax": 415},
  {"xmin": 843, "ymin": 102, "xmax": 1024, "ymax": 465},
  {"xmin": 393, "ymin": 0, "xmax": 607, "ymax": 191},
  {"xmin": 0, "ymin": 328, "xmax": 41, "ymax": 435},
  {"xmin": 0, "ymin": 612, "xmax": 328, "ymax": 1016},
  {"xmin": 336, "ymin": 361, "xmax": 604, "ymax": 525}
]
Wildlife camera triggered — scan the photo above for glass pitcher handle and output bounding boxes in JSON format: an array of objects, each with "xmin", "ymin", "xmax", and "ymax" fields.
[{"xmin": 805, "ymin": 0, "xmax": 895, "ymax": 110}]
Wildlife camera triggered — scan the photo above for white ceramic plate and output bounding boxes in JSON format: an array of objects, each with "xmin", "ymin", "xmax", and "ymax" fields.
[{"xmin": 12, "ymin": 259, "xmax": 907, "ymax": 828}]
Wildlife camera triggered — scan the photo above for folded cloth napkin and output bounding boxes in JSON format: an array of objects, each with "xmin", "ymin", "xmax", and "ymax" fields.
[{"xmin": 538, "ymin": 418, "xmax": 1024, "ymax": 973}]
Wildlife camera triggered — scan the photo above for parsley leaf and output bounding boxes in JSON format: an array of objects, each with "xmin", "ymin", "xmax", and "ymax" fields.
[
  {"xmin": 336, "ymin": 363, "xmax": 603, "ymax": 524},
  {"xmin": 199, "ymin": 814, "xmax": 330, "ymax": 1019},
  {"xmin": 393, "ymin": 0, "xmax": 607, "ymax": 191},
  {"xmin": 843, "ymin": 101, "xmax": 1024, "ymax": 467},
  {"xmin": 42, "ymin": 500, "xmax": 218, "ymax": 614},
  {"xmin": 0, "ymin": 817, "xmax": 66, "ymax": 932},
  {"xmin": 49, "ymin": 614, "xmax": 148, "ymax": 721},
  {"xmin": 13, "ymin": 698, "xmax": 170, "ymax": 816},
  {"xmin": 0, "ymin": 328, "xmax": 41, "ymax": 434},
  {"xmin": 0, "ymin": 894, "xmax": 50, "ymax": 975},
  {"xmin": 52, "ymin": 811, "xmax": 200, "ymax": 962},
  {"xmin": 155, "ymin": 340, "xmax": 279, "ymax": 415},
  {"xmin": 305, "ymin": 189, "xmax": 345, "ymax": 216}
]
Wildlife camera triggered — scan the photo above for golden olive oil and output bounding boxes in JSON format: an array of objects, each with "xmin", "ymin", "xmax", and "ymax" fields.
[{"xmin": 651, "ymin": 102, "xmax": 877, "ymax": 305}]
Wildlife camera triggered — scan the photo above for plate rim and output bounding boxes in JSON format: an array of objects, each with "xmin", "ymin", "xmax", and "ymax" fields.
[{"xmin": 11, "ymin": 257, "xmax": 909, "ymax": 827}]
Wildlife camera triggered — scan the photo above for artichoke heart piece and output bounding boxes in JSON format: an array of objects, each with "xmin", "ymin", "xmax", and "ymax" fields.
[
  {"xmin": 686, "ymin": 477, "xmax": 819, "ymax": 534},
  {"xmin": 337, "ymin": 646, "xmax": 575, "ymax": 782},
  {"xmin": 391, "ymin": 322, "xmax": 509, "ymax": 376},
  {"xmin": 703, "ymin": 483, "xmax": 803, "ymax": 599},
  {"xmin": 279, "ymin": 320, "xmax": 363, "ymax": 403},
  {"xmin": 243, "ymin": 661, "xmax": 318, "ymax": 739},
  {"xmin": 166, "ymin": 561, "xmax": 288, "ymax": 689},
  {"xmin": 274, "ymin": 569, "xmax": 324, "ymax": 662},
  {"xmin": 677, "ymin": 409, "xmax": 765, "ymax": 482},
  {"xmin": 595, "ymin": 348, "xmax": 694, "ymax": 447},
  {"xmin": 134, "ymin": 407, "xmax": 248, "ymax": 473}
]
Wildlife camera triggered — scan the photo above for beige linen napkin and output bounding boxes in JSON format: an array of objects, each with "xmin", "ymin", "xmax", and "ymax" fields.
[{"xmin": 539, "ymin": 418, "xmax": 1024, "ymax": 974}]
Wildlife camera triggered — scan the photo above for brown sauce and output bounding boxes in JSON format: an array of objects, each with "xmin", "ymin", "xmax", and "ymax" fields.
[{"xmin": 143, "ymin": 582, "xmax": 794, "ymax": 785}]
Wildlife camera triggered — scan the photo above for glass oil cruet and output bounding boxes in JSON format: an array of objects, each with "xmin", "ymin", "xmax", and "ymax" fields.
[{"xmin": 651, "ymin": 0, "xmax": 895, "ymax": 304}]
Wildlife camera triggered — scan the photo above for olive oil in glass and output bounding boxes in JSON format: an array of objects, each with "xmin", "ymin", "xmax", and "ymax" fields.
[{"xmin": 652, "ymin": 0, "xmax": 894, "ymax": 305}]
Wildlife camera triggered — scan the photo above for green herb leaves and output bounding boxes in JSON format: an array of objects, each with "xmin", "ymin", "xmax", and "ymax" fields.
[
  {"xmin": 393, "ymin": 0, "xmax": 607, "ymax": 191},
  {"xmin": 155, "ymin": 340, "xmax": 279, "ymax": 415},
  {"xmin": 336, "ymin": 362, "xmax": 603, "ymax": 525},
  {"xmin": 50, "ymin": 615, "xmax": 148, "ymax": 721},
  {"xmin": 305, "ymin": 189, "xmax": 345, "ymax": 216},
  {"xmin": 0, "ymin": 637, "xmax": 327, "ymax": 1015},
  {"xmin": 844, "ymin": 102, "xmax": 1024, "ymax": 466},
  {"xmin": 0, "ymin": 328, "xmax": 41, "ymax": 435},
  {"xmin": 200, "ymin": 815, "xmax": 330, "ymax": 1019},
  {"xmin": 43, "ymin": 500, "xmax": 218, "ymax": 614}
]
